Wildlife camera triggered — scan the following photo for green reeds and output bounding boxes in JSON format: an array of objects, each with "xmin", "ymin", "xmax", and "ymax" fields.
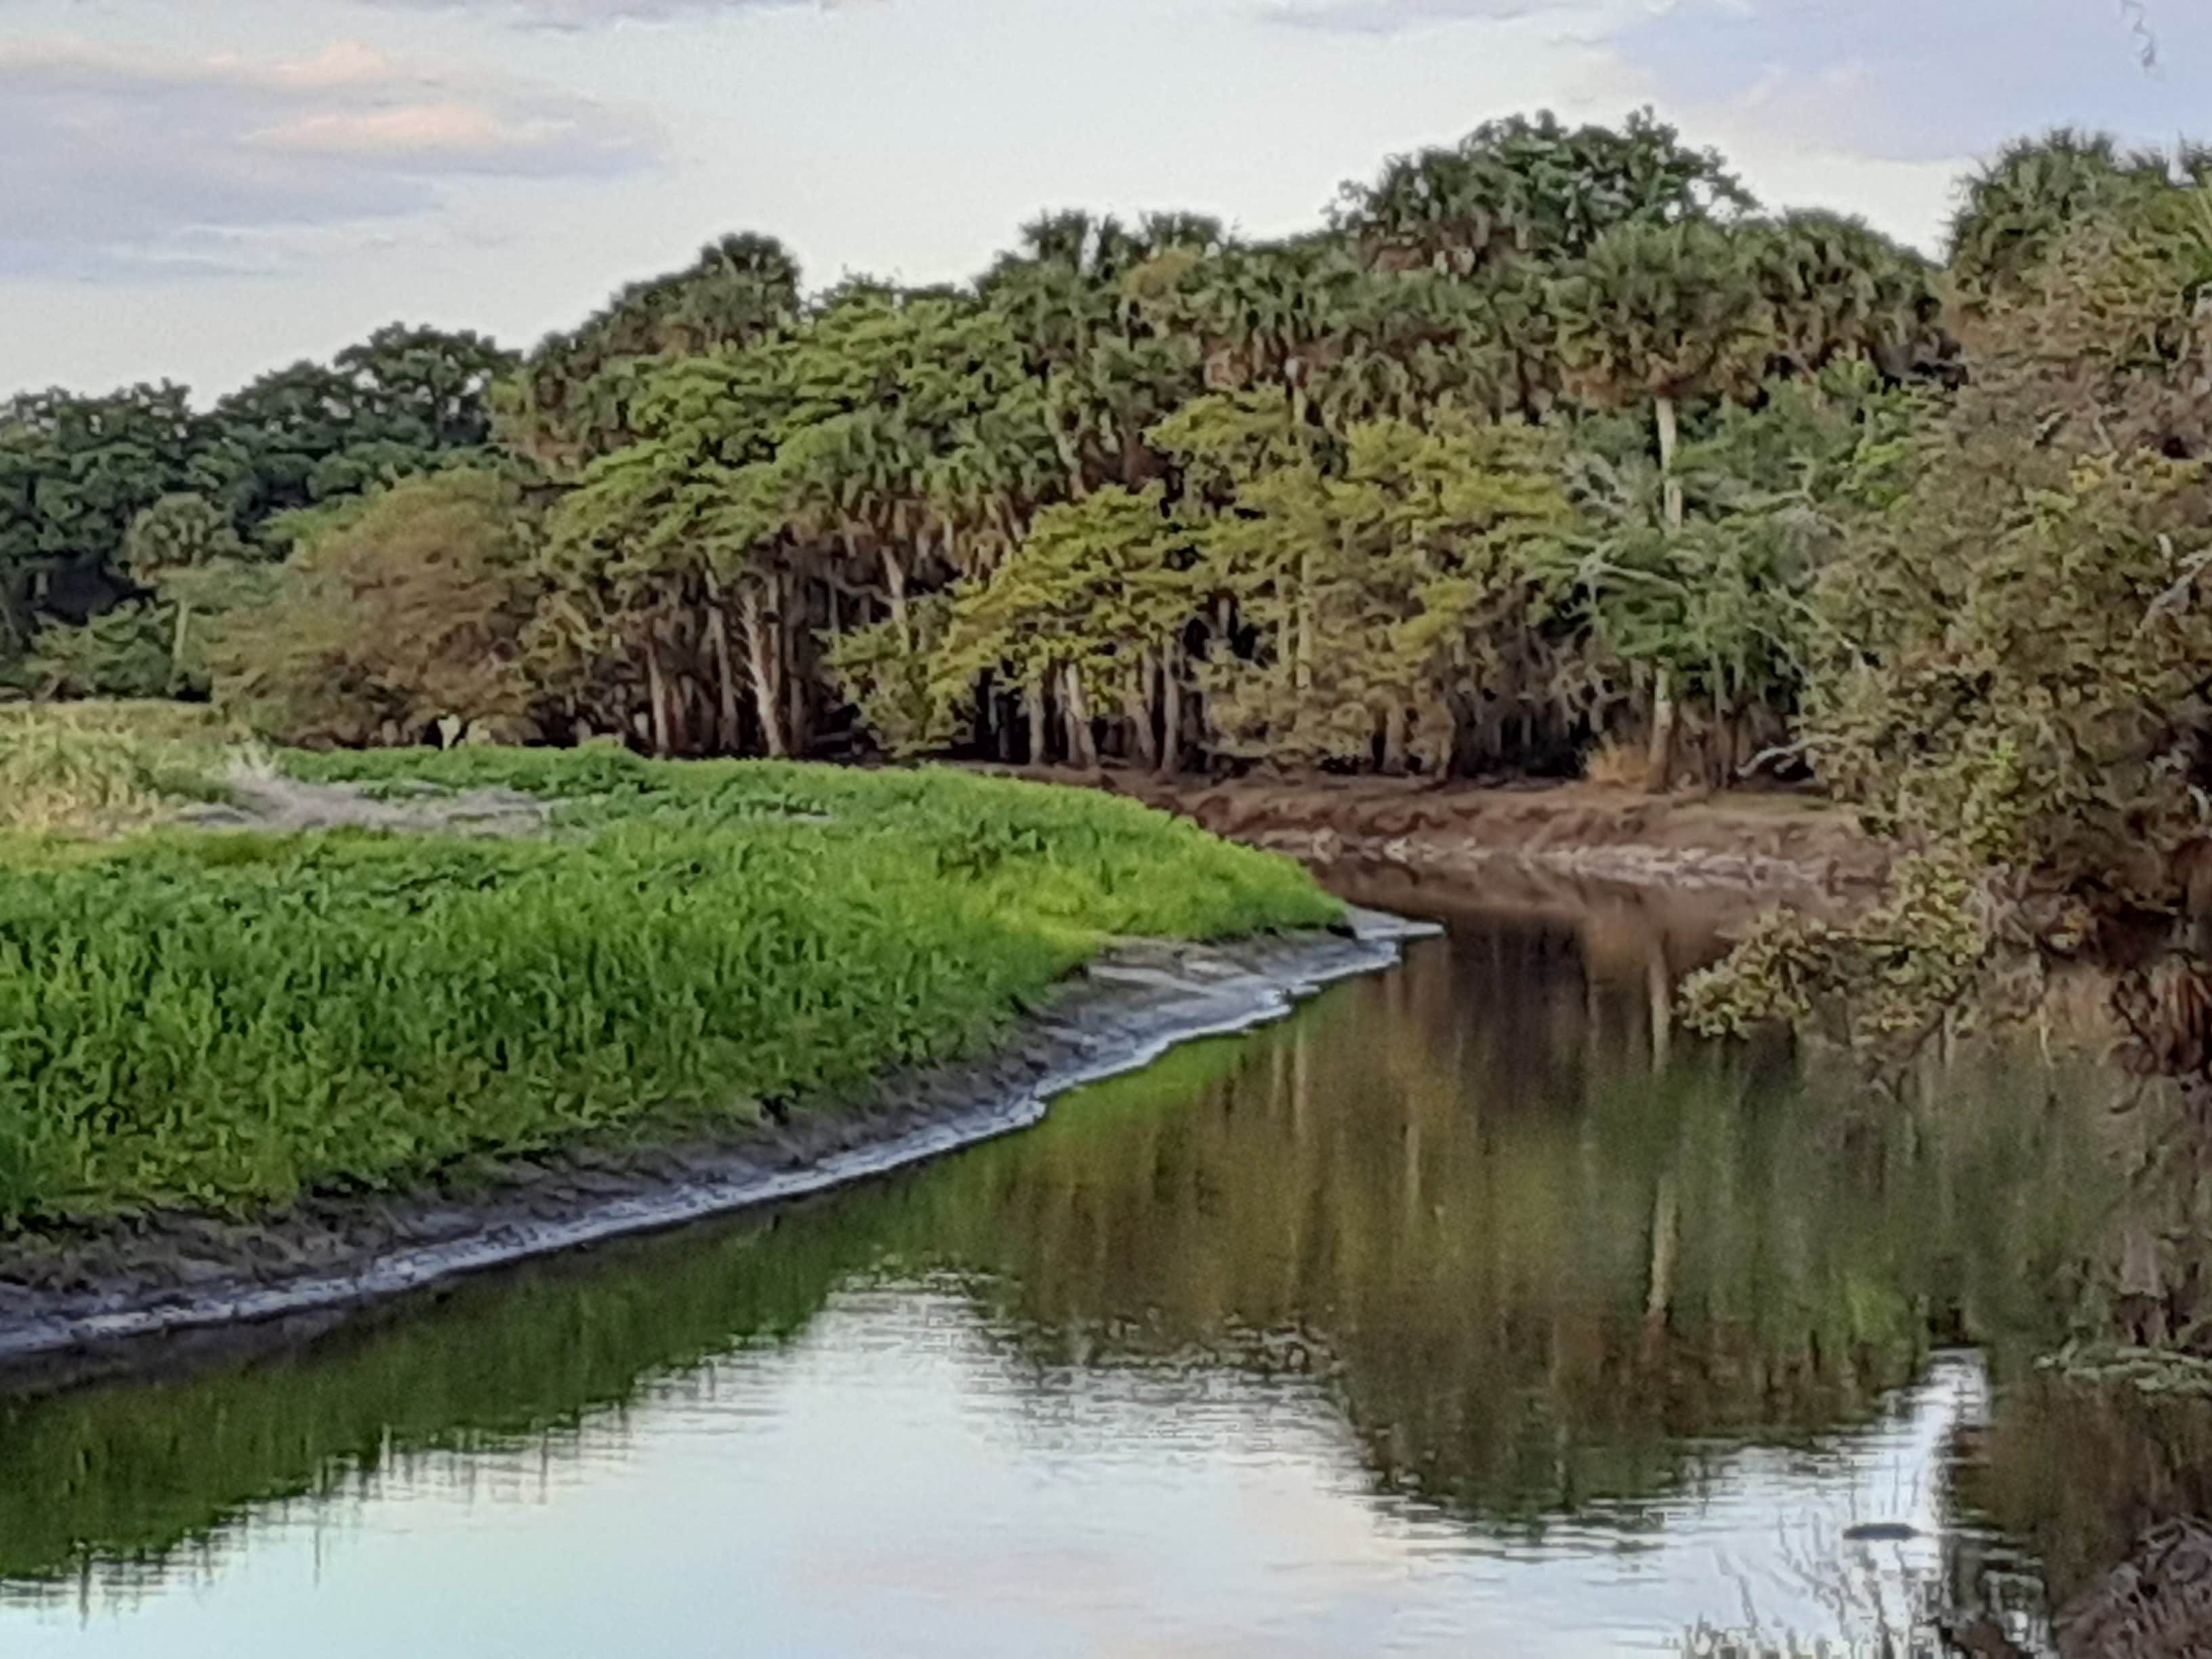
[{"xmin": 0, "ymin": 752, "xmax": 1338, "ymax": 1223}]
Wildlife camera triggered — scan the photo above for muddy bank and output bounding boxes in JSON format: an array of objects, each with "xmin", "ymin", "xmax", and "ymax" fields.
[
  {"xmin": 1319, "ymin": 855, "xmax": 1793, "ymax": 981},
  {"xmin": 1082, "ymin": 774, "xmax": 1887, "ymax": 897},
  {"xmin": 178, "ymin": 770, "xmax": 556, "ymax": 835},
  {"xmin": 0, "ymin": 908, "xmax": 1432, "ymax": 1388}
]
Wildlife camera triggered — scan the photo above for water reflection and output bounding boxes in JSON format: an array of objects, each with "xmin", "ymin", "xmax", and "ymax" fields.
[{"xmin": 0, "ymin": 897, "xmax": 2195, "ymax": 1654}]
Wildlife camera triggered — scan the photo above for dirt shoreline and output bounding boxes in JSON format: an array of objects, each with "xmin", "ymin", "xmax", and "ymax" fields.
[
  {"xmin": 0, "ymin": 907, "xmax": 1435, "ymax": 1389},
  {"xmin": 1029, "ymin": 771, "xmax": 1887, "ymax": 899}
]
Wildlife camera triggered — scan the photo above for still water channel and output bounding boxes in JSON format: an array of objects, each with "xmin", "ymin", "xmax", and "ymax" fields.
[{"xmin": 0, "ymin": 867, "xmax": 2201, "ymax": 1656}]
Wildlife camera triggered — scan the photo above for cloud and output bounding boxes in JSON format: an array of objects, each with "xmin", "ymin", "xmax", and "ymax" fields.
[
  {"xmin": 0, "ymin": 37, "xmax": 663, "ymax": 279},
  {"xmin": 346, "ymin": 0, "xmax": 851, "ymax": 26},
  {"xmin": 1261, "ymin": 0, "xmax": 2204, "ymax": 165},
  {"xmin": 1604, "ymin": 0, "xmax": 2209, "ymax": 163},
  {"xmin": 1263, "ymin": 0, "xmax": 1582, "ymax": 35}
]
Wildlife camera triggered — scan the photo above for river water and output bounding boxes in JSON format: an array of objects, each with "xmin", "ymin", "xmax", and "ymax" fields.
[{"xmin": 0, "ymin": 868, "xmax": 2202, "ymax": 1656}]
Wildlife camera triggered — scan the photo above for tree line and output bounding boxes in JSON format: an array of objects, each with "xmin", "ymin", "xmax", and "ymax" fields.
[{"xmin": 3, "ymin": 115, "xmax": 2203, "ymax": 835}]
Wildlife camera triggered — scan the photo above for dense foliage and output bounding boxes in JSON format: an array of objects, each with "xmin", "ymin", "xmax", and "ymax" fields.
[
  {"xmin": 1686, "ymin": 147, "xmax": 2212, "ymax": 1054},
  {"xmin": 5, "ymin": 109, "xmax": 1954, "ymax": 793},
  {"xmin": 0, "ymin": 325, "xmax": 512, "ymax": 696},
  {"xmin": 0, "ymin": 750, "xmax": 1335, "ymax": 1222},
  {"xmin": 12, "ymin": 108, "xmax": 2212, "ymax": 1068}
]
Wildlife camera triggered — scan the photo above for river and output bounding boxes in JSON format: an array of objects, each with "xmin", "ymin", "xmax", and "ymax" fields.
[{"xmin": 0, "ymin": 868, "xmax": 2202, "ymax": 1656}]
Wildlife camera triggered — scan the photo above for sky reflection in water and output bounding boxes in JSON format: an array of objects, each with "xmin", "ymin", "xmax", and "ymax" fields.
[{"xmin": 0, "ymin": 884, "xmax": 2154, "ymax": 1654}]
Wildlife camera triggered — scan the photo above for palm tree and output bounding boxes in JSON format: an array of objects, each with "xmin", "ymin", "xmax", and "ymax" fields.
[
  {"xmin": 1551, "ymin": 220, "xmax": 1771, "ymax": 790},
  {"xmin": 1947, "ymin": 129, "xmax": 2187, "ymax": 306},
  {"xmin": 501, "ymin": 232, "xmax": 802, "ymax": 472},
  {"xmin": 1748, "ymin": 211, "xmax": 1944, "ymax": 381},
  {"xmin": 1335, "ymin": 108, "xmax": 1753, "ymax": 274}
]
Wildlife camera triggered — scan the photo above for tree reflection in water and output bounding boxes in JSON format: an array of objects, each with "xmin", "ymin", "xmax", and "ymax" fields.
[{"xmin": 0, "ymin": 880, "xmax": 2206, "ymax": 1654}]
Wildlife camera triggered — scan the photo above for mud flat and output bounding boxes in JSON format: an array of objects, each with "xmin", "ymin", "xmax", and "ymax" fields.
[{"xmin": 1085, "ymin": 775, "xmax": 1887, "ymax": 898}]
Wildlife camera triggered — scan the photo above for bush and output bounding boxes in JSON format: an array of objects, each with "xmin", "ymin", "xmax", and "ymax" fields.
[{"xmin": 210, "ymin": 470, "xmax": 539, "ymax": 747}]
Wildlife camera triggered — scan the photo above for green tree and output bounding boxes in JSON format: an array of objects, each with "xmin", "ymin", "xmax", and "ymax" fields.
[
  {"xmin": 200, "ymin": 325, "xmax": 516, "ymax": 535},
  {"xmin": 1946, "ymin": 129, "xmax": 2195, "ymax": 308},
  {"xmin": 1165, "ymin": 412, "xmax": 1568, "ymax": 772},
  {"xmin": 500, "ymin": 234, "xmax": 801, "ymax": 472},
  {"xmin": 213, "ymin": 471, "xmax": 539, "ymax": 746},
  {"xmin": 931, "ymin": 484, "xmax": 1199, "ymax": 769},
  {"xmin": 1337, "ymin": 108, "xmax": 1753, "ymax": 276},
  {"xmin": 0, "ymin": 384, "xmax": 204, "ymax": 650},
  {"xmin": 1689, "ymin": 176, "xmax": 2212, "ymax": 1063},
  {"xmin": 1551, "ymin": 220, "xmax": 1774, "ymax": 787}
]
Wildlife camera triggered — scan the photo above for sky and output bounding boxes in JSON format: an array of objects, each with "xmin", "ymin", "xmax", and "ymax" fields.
[{"xmin": 1, "ymin": 0, "xmax": 2205, "ymax": 400}]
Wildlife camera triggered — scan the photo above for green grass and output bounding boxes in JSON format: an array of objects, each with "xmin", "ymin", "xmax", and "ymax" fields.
[
  {"xmin": 0, "ymin": 747, "xmax": 1339, "ymax": 1224},
  {"xmin": 0, "ymin": 701, "xmax": 239, "ymax": 836}
]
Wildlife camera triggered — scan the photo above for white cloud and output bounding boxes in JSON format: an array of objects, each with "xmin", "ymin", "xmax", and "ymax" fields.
[
  {"xmin": 1264, "ymin": 0, "xmax": 1577, "ymax": 34},
  {"xmin": 1600, "ymin": 0, "xmax": 2206, "ymax": 164},
  {"xmin": 1259, "ymin": 0, "xmax": 2205, "ymax": 166},
  {"xmin": 0, "ymin": 36, "xmax": 663, "ymax": 279},
  {"xmin": 346, "ymin": 0, "xmax": 854, "ymax": 26}
]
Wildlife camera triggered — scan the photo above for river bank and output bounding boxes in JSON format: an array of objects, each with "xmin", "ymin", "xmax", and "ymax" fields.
[
  {"xmin": 0, "ymin": 907, "xmax": 1425, "ymax": 1386},
  {"xmin": 1076, "ymin": 771, "xmax": 1888, "ymax": 899},
  {"xmin": 0, "ymin": 727, "xmax": 1882, "ymax": 1380},
  {"xmin": 0, "ymin": 737, "xmax": 1434, "ymax": 1377},
  {"xmin": 0, "ymin": 890, "xmax": 2160, "ymax": 1658}
]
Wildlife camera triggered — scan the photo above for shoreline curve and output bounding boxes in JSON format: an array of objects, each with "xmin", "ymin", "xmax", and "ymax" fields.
[{"xmin": 0, "ymin": 906, "xmax": 1437, "ymax": 1387}]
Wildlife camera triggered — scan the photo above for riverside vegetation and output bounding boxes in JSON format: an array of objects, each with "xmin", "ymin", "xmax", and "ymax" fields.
[
  {"xmin": 7, "ymin": 113, "xmax": 2212, "ymax": 1034},
  {"xmin": 0, "ymin": 736, "xmax": 1336, "ymax": 1224},
  {"xmin": 9, "ymin": 108, "xmax": 2212, "ymax": 1345}
]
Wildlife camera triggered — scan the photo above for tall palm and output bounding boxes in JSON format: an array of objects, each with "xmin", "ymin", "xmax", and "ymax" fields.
[
  {"xmin": 1748, "ymin": 211, "xmax": 1944, "ymax": 380},
  {"xmin": 1947, "ymin": 129, "xmax": 2185, "ymax": 306},
  {"xmin": 1551, "ymin": 219, "xmax": 1771, "ymax": 790},
  {"xmin": 1336, "ymin": 108, "xmax": 1754, "ymax": 274}
]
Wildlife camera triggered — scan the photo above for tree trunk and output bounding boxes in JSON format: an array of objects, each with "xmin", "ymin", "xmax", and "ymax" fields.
[
  {"xmin": 1714, "ymin": 697, "xmax": 1741, "ymax": 787},
  {"xmin": 1645, "ymin": 667, "xmax": 1679, "ymax": 794},
  {"xmin": 704, "ymin": 601, "xmax": 744, "ymax": 754},
  {"xmin": 169, "ymin": 600, "xmax": 193, "ymax": 694},
  {"xmin": 1026, "ymin": 675, "xmax": 1050, "ymax": 766},
  {"xmin": 1124, "ymin": 657, "xmax": 1159, "ymax": 771},
  {"xmin": 736, "ymin": 583, "xmax": 788, "ymax": 758},
  {"xmin": 1644, "ymin": 1173, "xmax": 1679, "ymax": 1327},
  {"xmin": 644, "ymin": 637, "xmax": 672, "ymax": 758},
  {"xmin": 1655, "ymin": 394, "xmax": 1683, "ymax": 533},
  {"xmin": 1159, "ymin": 642, "xmax": 1183, "ymax": 777},
  {"xmin": 1295, "ymin": 550, "xmax": 1316, "ymax": 699},
  {"xmin": 883, "ymin": 547, "xmax": 909, "ymax": 645},
  {"xmin": 1380, "ymin": 702, "xmax": 1408, "ymax": 775},
  {"xmin": 1062, "ymin": 664, "xmax": 1098, "ymax": 771},
  {"xmin": 1647, "ymin": 394, "xmax": 1685, "ymax": 796},
  {"xmin": 783, "ymin": 575, "xmax": 810, "ymax": 756}
]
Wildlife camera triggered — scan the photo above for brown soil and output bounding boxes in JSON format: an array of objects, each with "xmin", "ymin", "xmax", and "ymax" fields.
[{"xmin": 1040, "ymin": 771, "xmax": 1887, "ymax": 898}]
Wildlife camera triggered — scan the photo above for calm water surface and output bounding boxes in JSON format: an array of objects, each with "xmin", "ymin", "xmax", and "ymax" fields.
[{"xmin": 0, "ymin": 870, "xmax": 2196, "ymax": 1656}]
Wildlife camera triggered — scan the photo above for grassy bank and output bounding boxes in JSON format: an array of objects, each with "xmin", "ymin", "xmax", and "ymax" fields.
[
  {"xmin": 0, "ymin": 701, "xmax": 238, "ymax": 837},
  {"xmin": 0, "ymin": 737, "xmax": 1338, "ymax": 1225}
]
